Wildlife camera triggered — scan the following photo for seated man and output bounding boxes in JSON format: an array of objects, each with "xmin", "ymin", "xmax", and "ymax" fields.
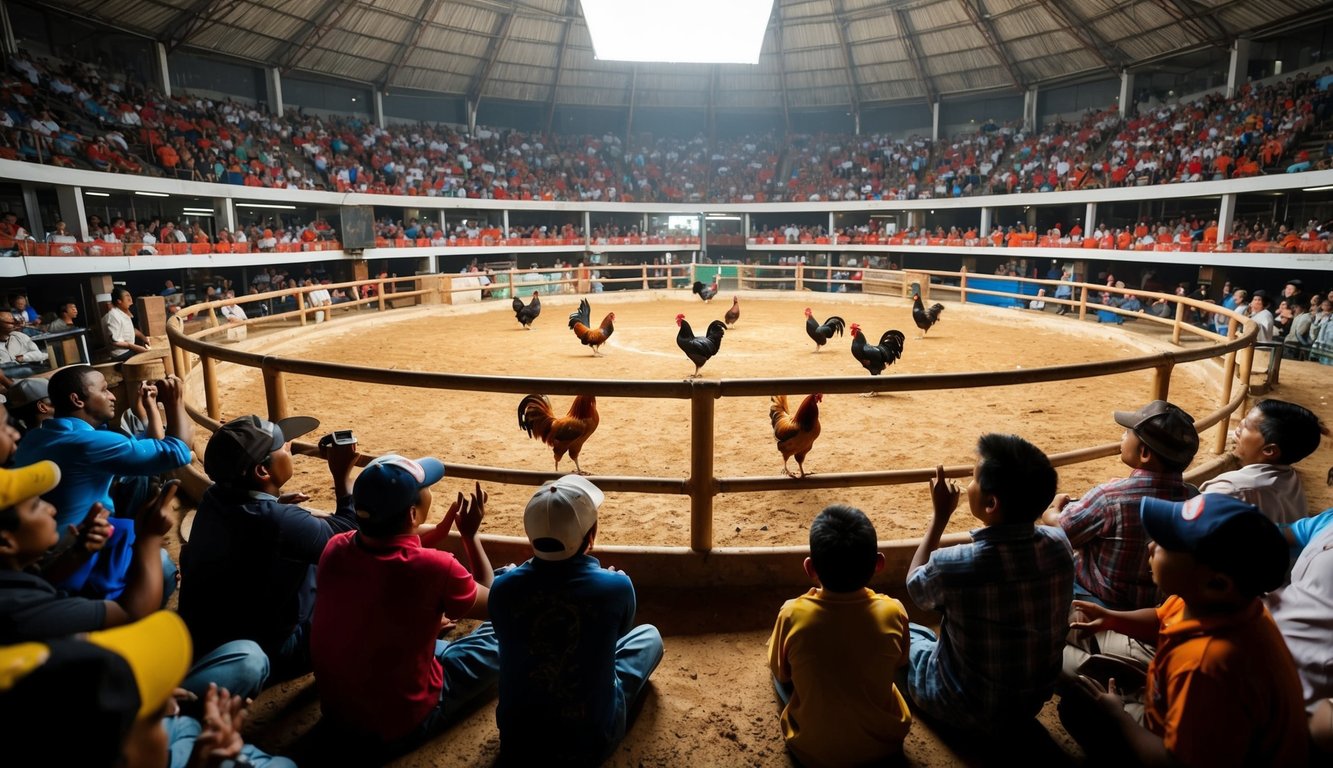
[
  {"xmin": 1201, "ymin": 399, "xmax": 1329, "ymax": 524},
  {"xmin": 0, "ymin": 311, "xmax": 47, "ymax": 379},
  {"xmin": 100, "ymin": 287, "xmax": 150, "ymax": 361}
]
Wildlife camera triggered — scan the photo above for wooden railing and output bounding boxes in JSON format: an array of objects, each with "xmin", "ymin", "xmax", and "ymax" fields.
[{"xmin": 167, "ymin": 262, "xmax": 1258, "ymax": 553}]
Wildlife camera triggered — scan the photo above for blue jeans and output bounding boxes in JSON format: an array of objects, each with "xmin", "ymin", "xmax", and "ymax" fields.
[
  {"xmin": 179, "ymin": 639, "xmax": 270, "ymax": 701},
  {"xmin": 906, "ymin": 623, "xmax": 967, "ymax": 727},
  {"xmin": 398, "ymin": 622, "xmax": 502, "ymax": 745},
  {"xmin": 166, "ymin": 714, "xmax": 295, "ymax": 768},
  {"xmin": 161, "ymin": 548, "xmax": 178, "ymax": 604}
]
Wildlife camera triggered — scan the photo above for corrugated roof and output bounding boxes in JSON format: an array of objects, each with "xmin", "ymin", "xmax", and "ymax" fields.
[{"xmin": 26, "ymin": 0, "xmax": 1331, "ymax": 114}]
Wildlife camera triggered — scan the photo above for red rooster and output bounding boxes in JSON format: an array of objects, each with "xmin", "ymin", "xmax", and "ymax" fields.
[
  {"xmin": 849, "ymin": 323, "xmax": 905, "ymax": 397},
  {"xmin": 692, "ymin": 279, "xmax": 719, "ymax": 302},
  {"xmin": 770, "ymin": 393, "xmax": 822, "ymax": 477},
  {"xmin": 724, "ymin": 296, "xmax": 740, "ymax": 328},
  {"xmin": 517, "ymin": 394, "xmax": 599, "ymax": 474},
  {"xmin": 912, "ymin": 293, "xmax": 945, "ymax": 339},
  {"xmin": 675, "ymin": 313, "xmax": 726, "ymax": 378},
  {"xmin": 568, "ymin": 298, "xmax": 615, "ymax": 355},
  {"xmin": 804, "ymin": 308, "xmax": 846, "ymax": 351}
]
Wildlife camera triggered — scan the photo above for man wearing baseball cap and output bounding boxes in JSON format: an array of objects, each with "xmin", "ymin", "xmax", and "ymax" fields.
[
  {"xmin": 312, "ymin": 456, "xmax": 500, "ymax": 750},
  {"xmin": 4, "ymin": 375, "xmax": 51, "ymax": 435},
  {"xmin": 179, "ymin": 414, "xmax": 358, "ymax": 684},
  {"xmin": 489, "ymin": 475, "xmax": 664, "ymax": 765},
  {"xmin": 1043, "ymin": 400, "xmax": 1199, "ymax": 612},
  {"xmin": 1060, "ymin": 494, "xmax": 1309, "ymax": 766}
]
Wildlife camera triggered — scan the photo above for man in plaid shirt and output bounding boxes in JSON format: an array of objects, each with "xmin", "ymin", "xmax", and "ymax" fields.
[
  {"xmin": 905, "ymin": 434, "xmax": 1075, "ymax": 733},
  {"xmin": 1041, "ymin": 401, "xmax": 1199, "ymax": 610}
]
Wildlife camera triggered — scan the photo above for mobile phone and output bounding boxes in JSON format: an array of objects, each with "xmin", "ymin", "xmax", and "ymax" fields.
[{"xmin": 319, "ymin": 430, "xmax": 357, "ymax": 447}]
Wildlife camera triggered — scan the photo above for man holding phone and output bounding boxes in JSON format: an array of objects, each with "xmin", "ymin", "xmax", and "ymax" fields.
[
  {"xmin": 179, "ymin": 415, "xmax": 360, "ymax": 683},
  {"xmin": 12, "ymin": 366, "xmax": 193, "ymax": 600}
]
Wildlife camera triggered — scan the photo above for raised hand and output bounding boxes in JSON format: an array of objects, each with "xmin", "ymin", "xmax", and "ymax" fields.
[
  {"xmin": 71, "ymin": 502, "xmax": 113, "ymax": 554},
  {"xmin": 929, "ymin": 464, "xmax": 960, "ymax": 521},
  {"xmin": 135, "ymin": 478, "xmax": 179, "ymax": 539},
  {"xmin": 457, "ymin": 481, "xmax": 488, "ymax": 539},
  {"xmin": 186, "ymin": 683, "xmax": 245, "ymax": 768}
]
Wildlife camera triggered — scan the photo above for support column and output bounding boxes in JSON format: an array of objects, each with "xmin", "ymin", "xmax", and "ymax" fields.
[
  {"xmin": 155, "ymin": 42, "xmax": 171, "ymax": 98},
  {"xmin": 1084, "ymin": 202, "xmax": 1097, "ymax": 238},
  {"xmin": 1217, "ymin": 193, "xmax": 1237, "ymax": 243},
  {"xmin": 1023, "ymin": 86, "xmax": 1038, "ymax": 131},
  {"xmin": 56, "ymin": 186, "xmax": 88, "ymax": 240},
  {"xmin": 931, "ymin": 101, "xmax": 941, "ymax": 142},
  {"xmin": 1226, "ymin": 38, "xmax": 1251, "ymax": 98},
  {"xmin": 0, "ymin": 1, "xmax": 18, "ymax": 58},
  {"xmin": 1118, "ymin": 71, "xmax": 1135, "ymax": 117},
  {"xmin": 980, "ymin": 207, "xmax": 993, "ymax": 238},
  {"xmin": 214, "ymin": 198, "xmax": 236, "ymax": 234},
  {"xmin": 265, "ymin": 67, "xmax": 284, "ymax": 117},
  {"xmin": 466, "ymin": 99, "xmax": 478, "ymax": 135},
  {"xmin": 21, "ymin": 183, "xmax": 43, "ymax": 241},
  {"xmin": 502, "ymin": 209, "xmax": 509, "ymax": 239},
  {"xmin": 373, "ymin": 90, "xmax": 385, "ymax": 129}
]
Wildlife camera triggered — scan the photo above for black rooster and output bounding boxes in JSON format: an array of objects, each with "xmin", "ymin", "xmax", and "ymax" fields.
[
  {"xmin": 512, "ymin": 291, "xmax": 541, "ymax": 329},
  {"xmin": 693, "ymin": 280, "xmax": 719, "ymax": 302},
  {"xmin": 804, "ymin": 308, "xmax": 846, "ymax": 351},
  {"xmin": 912, "ymin": 293, "xmax": 945, "ymax": 338},
  {"xmin": 849, "ymin": 323, "xmax": 905, "ymax": 396},
  {"xmin": 675, "ymin": 313, "xmax": 726, "ymax": 378}
]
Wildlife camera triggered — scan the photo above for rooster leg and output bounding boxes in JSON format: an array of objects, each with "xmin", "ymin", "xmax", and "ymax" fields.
[
  {"xmin": 782, "ymin": 458, "xmax": 795, "ymax": 477},
  {"xmin": 572, "ymin": 458, "xmax": 589, "ymax": 476}
]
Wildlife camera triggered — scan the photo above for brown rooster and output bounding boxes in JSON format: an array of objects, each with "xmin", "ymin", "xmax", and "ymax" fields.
[
  {"xmin": 724, "ymin": 296, "xmax": 740, "ymax": 328},
  {"xmin": 517, "ymin": 394, "xmax": 599, "ymax": 474},
  {"xmin": 770, "ymin": 393, "xmax": 822, "ymax": 478},
  {"xmin": 568, "ymin": 298, "xmax": 615, "ymax": 356}
]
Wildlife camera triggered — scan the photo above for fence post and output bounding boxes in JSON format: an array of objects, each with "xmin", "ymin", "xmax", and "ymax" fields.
[
  {"xmin": 1151, "ymin": 361, "xmax": 1174, "ymax": 401},
  {"xmin": 795, "ymin": 263, "xmax": 804, "ymax": 292},
  {"xmin": 201, "ymin": 354, "xmax": 221, "ymax": 421},
  {"xmin": 1171, "ymin": 300, "xmax": 1185, "ymax": 345},
  {"xmin": 378, "ymin": 281, "xmax": 386, "ymax": 312},
  {"xmin": 642, "ymin": 265, "xmax": 649, "ymax": 290},
  {"xmin": 298, "ymin": 291, "xmax": 307, "ymax": 326},
  {"xmin": 688, "ymin": 380, "xmax": 718, "ymax": 552},
  {"xmin": 1078, "ymin": 285, "xmax": 1088, "ymax": 320},
  {"xmin": 261, "ymin": 359, "xmax": 289, "ymax": 422},
  {"xmin": 1215, "ymin": 347, "xmax": 1238, "ymax": 454},
  {"xmin": 1239, "ymin": 342, "xmax": 1256, "ymax": 407},
  {"xmin": 959, "ymin": 266, "xmax": 968, "ymax": 304}
]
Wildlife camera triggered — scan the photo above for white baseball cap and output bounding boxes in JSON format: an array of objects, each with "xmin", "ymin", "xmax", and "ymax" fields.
[{"xmin": 523, "ymin": 475, "xmax": 603, "ymax": 561}]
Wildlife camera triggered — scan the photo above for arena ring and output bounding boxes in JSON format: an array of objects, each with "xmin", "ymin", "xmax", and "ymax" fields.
[{"xmin": 166, "ymin": 262, "xmax": 1258, "ymax": 587}]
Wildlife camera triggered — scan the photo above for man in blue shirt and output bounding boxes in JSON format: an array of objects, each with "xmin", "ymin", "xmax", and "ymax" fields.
[
  {"xmin": 13, "ymin": 365, "xmax": 192, "ymax": 599},
  {"xmin": 489, "ymin": 475, "xmax": 664, "ymax": 766}
]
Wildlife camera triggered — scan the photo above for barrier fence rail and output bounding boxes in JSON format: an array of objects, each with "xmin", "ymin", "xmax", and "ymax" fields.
[{"xmin": 168, "ymin": 262, "xmax": 1258, "ymax": 554}]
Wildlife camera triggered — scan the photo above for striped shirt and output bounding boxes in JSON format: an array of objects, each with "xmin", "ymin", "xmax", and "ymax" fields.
[
  {"xmin": 1058, "ymin": 469, "xmax": 1193, "ymax": 610},
  {"xmin": 906, "ymin": 523, "xmax": 1074, "ymax": 731}
]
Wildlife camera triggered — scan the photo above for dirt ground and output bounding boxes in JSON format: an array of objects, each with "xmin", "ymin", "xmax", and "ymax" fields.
[{"xmin": 187, "ymin": 291, "xmax": 1333, "ymax": 767}]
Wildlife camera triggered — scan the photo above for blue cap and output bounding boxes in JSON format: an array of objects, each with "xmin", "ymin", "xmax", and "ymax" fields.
[
  {"xmin": 353, "ymin": 454, "xmax": 446, "ymax": 526},
  {"xmin": 1140, "ymin": 493, "xmax": 1288, "ymax": 596}
]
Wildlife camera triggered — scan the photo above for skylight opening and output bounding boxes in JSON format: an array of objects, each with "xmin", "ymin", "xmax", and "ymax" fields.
[{"xmin": 581, "ymin": 0, "xmax": 772, "ymax": 64}]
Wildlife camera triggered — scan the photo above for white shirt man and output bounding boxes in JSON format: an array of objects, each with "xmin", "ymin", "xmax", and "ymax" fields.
[
  {"xmin": 102, "ymin": 289, "xmax": 149, "ymax": 359},
  {"xmin": 0, "ymin": 313, "xmax": 48, "ymax": 368}
]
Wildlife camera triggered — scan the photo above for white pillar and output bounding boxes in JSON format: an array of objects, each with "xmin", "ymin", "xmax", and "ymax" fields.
[
  {"xmin": 466, "ymin": 99, "xmax": 478, "ymax": 135},
  {"xmin": 931, "ymin": 101, "xmax": 940, "ymax": 142},
  {"xmin": 1226, "ymin": 38, "xmax": 1251, "ymax": 99},
  {"xmin": 56, "ymin": 186, "xmax": 88, "ymax": 240},
  {"xmin": 265, "ymin": 67, "xmax": 284, "ymax": 117},
  {"xmin": 502, "ymin": 209, "xmax": 510, "ymax": 238},
  {"xmin": 1023, "ymin": 86, "xmax": 1038, "ymax": 131},
  {"xmin": 1217, "ymin": 193, "xmax": 1237, "ymax": 243},
  {"xmin": 215, "ymin": 198, "xmax": 236, "ymax": 234},
  {"xmin": 373, "ymin": 90, "xmax": 385, "ymax": 129},
  {"xmin": 155, "ymin": 42, "xmax": 171, "ymax": 98},
  {"xmin": 980, "ymin": 207, "xmax": 993, "ymax": 238},
  {"xmin": 1118, "ymin": 71, "xmax": 1135, "ymax": 117},
  {"xmin": 20, "ymin": 184, "xmax": 43, "ymax": 239}
]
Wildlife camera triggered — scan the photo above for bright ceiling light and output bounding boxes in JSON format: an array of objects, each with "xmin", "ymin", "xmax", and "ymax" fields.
[
  {"xmin": 581, "ymin": 0, "xmax": 772, "ymax": 64},
  {"xmin": 135, "ymin": 191, "xmax": 169, "ymax": 197},
  {"xmin": 240, "ymin": 203, "xmax": 297, "ymax": 210}
]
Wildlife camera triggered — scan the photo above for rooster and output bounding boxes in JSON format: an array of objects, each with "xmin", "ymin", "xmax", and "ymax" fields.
[
  {"xmin": 568, "ymin": 298, "xmax": 615, "ymax": 356},
  {"xmin": 804, "ymin": 308, "xmax": 846, "ymax": 351},
  {"xmin": 770, "ymin": 393, "xmax": 822, "ymax": 478},
  {"xmin": 724, "ymin": 296, "xmax": 740, "ymax": 328},
  {"xmin": 512, "ymin": 291, "xmax": 541, "ymax": 330},
  {"xmin": 849, "ymin": 323, "xmax": 905, "ymax": 397},
  {"xmin": 675, "ymin": 313, "xmax": 726, "ymax": 378},
  {"xmin": 517, "ymin": 394, "xmax": 599, "ymax": 474},
  {"xmin": 692, "ymin": 279, "xmax": 719, "ymax": 302},
  {"xmin": 912, "ymin": 293, "xmax": 945, "ymax": 339}
]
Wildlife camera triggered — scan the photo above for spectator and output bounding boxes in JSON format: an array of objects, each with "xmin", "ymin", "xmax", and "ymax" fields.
[
  {"xmin": 1250, "ymin": 291, "xmax": 1276, "ymax": 342},
  {"xmin": 1043, "ymin": 401, "xmax": 1199, "ymax": 611},
  {"xmin": 768, "ymin": 504, "xmax": 911, "ymax": 766},
  {"xmin": 311, "ymin": 460, "xmax": 500, "ymax": 752},
  {"xmin": 490, "ymin": 475, "xmax": 664, "ymax": 765},
  {"xmin": 179, "ymin": 415, "xmax": 358, "ymax": 683},
  {"xmin": 1059, "ymin": 495, "xmax": 1308, "ymax": 767},
  {"xmin": 5, "ymin": 376, "xmax": 51, "ymax": 435},
  {"xmin": 101, "ymin": 286, "xmax": 151, "ymax": 360},
  {"xmin": 1267, "ymin": 506, "xmax": 1333, "ymax": 720},
  {"xmin": 905, "ymin": 437, "xmax": 1073, "ymax": 734},
  {"xmin": 12, "ymin": 367, "xmax": 192, "ymax": 600},
  {"xmin": 1200, "ymin": 400, "xmax": 1329, "ymax": 524},
  {"xmin": 47, "ymin": 299, "xmax": 79, "ymax": 332},
  {"xmin": 0, "ymin": 312, "xmax": 48, "ymax": 379}
]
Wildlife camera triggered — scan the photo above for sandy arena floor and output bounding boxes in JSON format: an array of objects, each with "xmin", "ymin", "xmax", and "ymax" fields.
[{"xmin": 188, "ymin": 290, "xmax": 1333, "ymax": 767}]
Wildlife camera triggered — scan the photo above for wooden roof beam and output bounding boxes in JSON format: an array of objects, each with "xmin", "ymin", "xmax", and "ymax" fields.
[
  {"xmin": 274, "ymin": 0, "xmax": 356, "ymax": 73},
  {"xmin": 895, "ymin": 8, "xmax": 937, "ymax": 104},
  {"xmin": 832, "ymin": 0, "xmax": 862, "ymax": 119},
  {"xmin": 378, "ymin": 0, "xmax": 446, "ymax": 87},
  {"xmin": 467, "ymin": 3, "xmax": 517, "ymax": 103},
  {"xmin": 544, "ymin": 0, "xmax": 577, "ymax": 135},
  {"xmin": 1037, "ymin": 0, "xmax": 1125, "ymax": 75},
  {"xmin": 956, "ymin": 0, "xmax": 1025, "ymax": 91}
]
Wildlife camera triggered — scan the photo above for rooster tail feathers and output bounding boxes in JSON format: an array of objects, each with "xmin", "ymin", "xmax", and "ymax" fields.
[
  {"xmin": 827, "ymin": 316, "xmax": 846, "ymax": 336},
  {"xmin": 705, "ymin": 320, "xmax": 726, "ymax": 347},
  {"xmin": 568, "ymin": 298, "xmax": 590, "ymax": 329},
  {"xmin": 512, "ymin": 296, "xmax": 525, "ymax": 312},
  {"xmin": 929, "ymin": 303, "xmax": 945, "ymax": 320},
  {"xmin": 692, "ymin": 281, "xmax": 704, "ymax": 294},
  {"xmin": 879, "ymin": 329, "xmax": 906, "ymax": 349},
  {"xmin": 517, "ymin": 394, "xmax": 553, "ymax": 437},
  {"xmin": 769, "ymin": 395, "xmax": 790, "ymax": 426}
]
